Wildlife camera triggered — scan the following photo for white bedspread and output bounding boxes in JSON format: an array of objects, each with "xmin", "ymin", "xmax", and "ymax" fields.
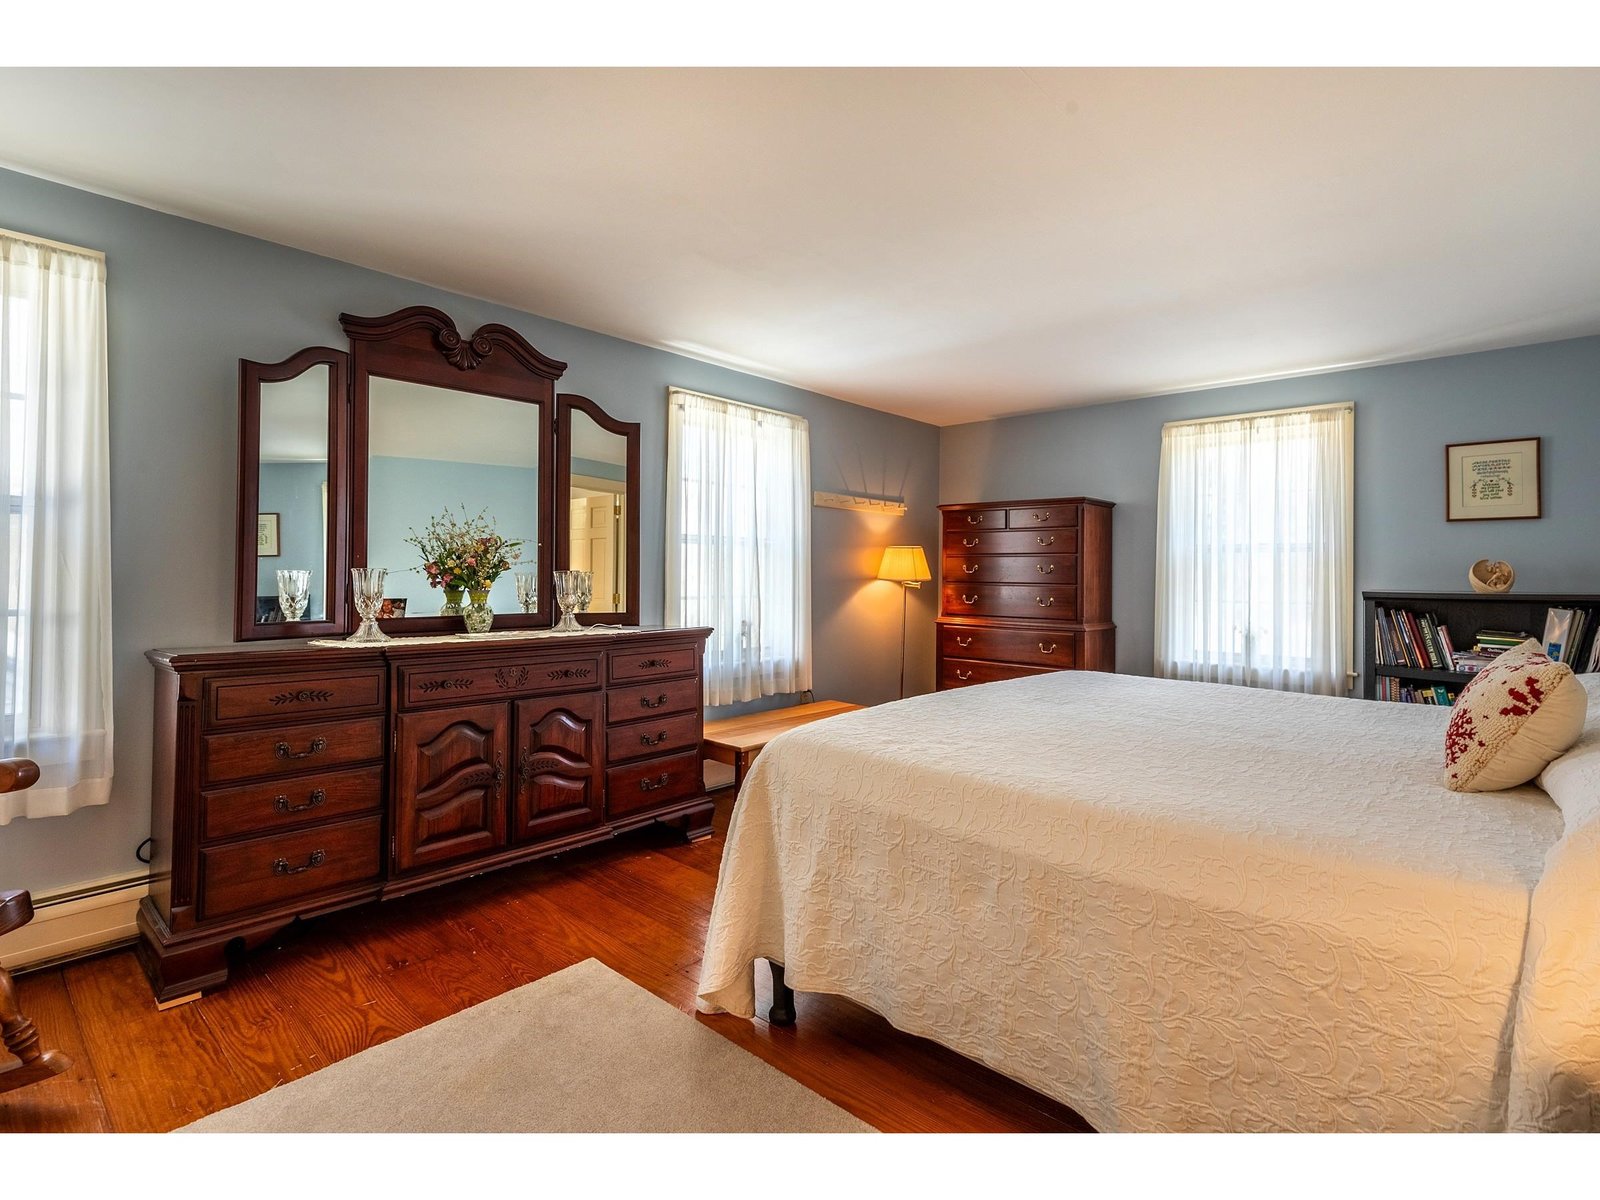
[{"xmin": 696, "ymin": 671, "xmax": 1600, "ymax": 1131}]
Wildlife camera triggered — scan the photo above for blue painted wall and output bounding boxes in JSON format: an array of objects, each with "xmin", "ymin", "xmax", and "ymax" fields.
[
  {"xmin": 0, "ymin": 165, "xmax": 941, "ymax": 895},
  {"xmin": 255, "ymin": 461, "xmax": 327, "ymax": 620},
  {"xmin": 940, "ymin": 336, "xmax": 1600, "ymax": 676},
  {"xmin": 367, "ymin": 457, "xmax": 540, "ymax": 614}
]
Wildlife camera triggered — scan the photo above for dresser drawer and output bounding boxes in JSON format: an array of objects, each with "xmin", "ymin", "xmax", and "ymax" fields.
[
  {"xmin": 200, "ymin": 765, "xmax": 385, "ymax": 842},
  {"xmin": 199, "ymin": 815, "xmax": 382, "ymax": 921},
  {"xmin": 608, "ymin": 644, "xmax": 698, "ymax": 683},
  {"xmin": 942, "ymin": 583, "xmax": 1078, "ymax": 620},
  {"xmin": 606, "ymin": 750, "xmax": 704, "ymax": 819},
  {"xmin": 942, "ymin": 528, "xmax": 1079, "ymax": 556},
  {"xmin": 605, "ymin": 709, "xmax": 702, "ymax": 764},
  {"xmin": 942, "ymin": 554, "xmax": 1078, "ymax": 585},
  {"xmin": 940, "ymin": 658, "xmax": 1056, "ymax": 689},
  {"xmin": 940, "ymin": 626, "xmax": 1079, "ymax": 669},
  {"xmin": 204, "ymin": 670, "xmax": 385, "ymax": 729},
  {"xmin": 1003, "ymin": 504, "xmax": 1080, "ymax": 530},
  {"xmin": 945, "ymin": 508, "xmax": 1006, "ymax": 531},
  {"xmin": 201, "ymin": 716, "xmax": 386, "ymax": 786},
  {"xmin": 399, "ymin": 655, "xmax": 601, "ymax": 708},
  {"xmin": 608, "ymin": 675, "xmax": 702, "ymax": 723}
]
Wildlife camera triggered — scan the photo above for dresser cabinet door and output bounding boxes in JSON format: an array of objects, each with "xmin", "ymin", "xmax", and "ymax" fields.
[
  {"xmin": 393, "ymin": 703, "xmax": 509, "ymax": 873},
  {"xmin": 512, "ymin": 694, "xmax": 603, "ymax": 843}
]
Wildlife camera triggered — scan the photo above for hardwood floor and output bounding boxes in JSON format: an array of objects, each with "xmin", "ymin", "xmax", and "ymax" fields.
[{"xmin": 0, "ymin": 795, "xmax": 1091, "ymax": 1133}]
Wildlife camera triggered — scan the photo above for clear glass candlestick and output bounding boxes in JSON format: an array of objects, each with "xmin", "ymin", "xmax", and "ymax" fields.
[
  {"xmin": 552, "ymin": 569, "xmax": 590, "ymax": 633},
  {"xmin": 514, "ymin": 570, "xmax": 538, "ymax": 614},
  {"xmin": 575, "ymin": 571, "xmax": 593, "ymax": 614},
  {"xmin": 276, "ymin": 569, "xmax": 311, "ymax": 622},
  {"xmin": 348, "ymin": 567, "xmax": 390, "ymax": 642}
]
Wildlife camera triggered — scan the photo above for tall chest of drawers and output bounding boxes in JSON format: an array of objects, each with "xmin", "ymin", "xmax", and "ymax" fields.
[
  {"xmin": 140, "ymin": 627, "xmax": 713, "ymax": 1002},
  {"xmin": 937, "ymin": 497, "xmax": 1114, "ymax": 689}
]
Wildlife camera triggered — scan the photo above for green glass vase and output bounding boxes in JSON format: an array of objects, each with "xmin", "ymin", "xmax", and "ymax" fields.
[{"xmin": 439, "ymin": 586, "xmax": 465, "ymax": 617}]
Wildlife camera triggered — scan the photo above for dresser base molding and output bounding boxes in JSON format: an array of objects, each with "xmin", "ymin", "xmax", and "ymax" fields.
[
  {"xmin": 133, "ymin": 796, "xmax": 713, "ymax": 1003},
  {"xmin": 142, "ymin": 628, "xmax": 714, "ymax": 1003}
]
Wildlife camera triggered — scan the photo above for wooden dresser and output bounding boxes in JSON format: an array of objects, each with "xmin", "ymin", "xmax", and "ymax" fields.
[
  {"xmin": 140, "ymin": 627, "xmax": 712, "ymax": 1002},
  {"xmin": 937, "ymin": 497, "xmax": 1114, "ymax": 688}
]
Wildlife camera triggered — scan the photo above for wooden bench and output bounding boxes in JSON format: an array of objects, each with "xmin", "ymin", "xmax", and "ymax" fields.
[{"xmin": 702, "ymin": 700, "xmax": 864, "ymax": 793}]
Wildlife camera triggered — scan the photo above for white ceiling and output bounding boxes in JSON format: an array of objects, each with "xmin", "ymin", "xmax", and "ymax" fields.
[{"xmin": 3, "ymin": 68, "xmax": 1599, "ymax": 426}]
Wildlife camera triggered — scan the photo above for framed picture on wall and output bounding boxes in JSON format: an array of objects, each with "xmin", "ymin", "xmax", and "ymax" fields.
[
  {"xmin": 257, "ymin": 512, "xmax": 281, "ymax": 556},
  {"xmin": 1445, "ymin": 437, "xmax": 1542, "ymax": 521}
]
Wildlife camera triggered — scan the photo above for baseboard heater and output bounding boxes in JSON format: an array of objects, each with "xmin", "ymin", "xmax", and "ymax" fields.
[{"xmin": 2, "ymin": 871, "xmax": 150, "ymax": 974}]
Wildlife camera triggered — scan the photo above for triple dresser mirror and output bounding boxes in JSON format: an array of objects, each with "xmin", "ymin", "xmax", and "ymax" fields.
[{"xmin": 234, "ymin": 306, "xmax": 641, "ymax": 640}]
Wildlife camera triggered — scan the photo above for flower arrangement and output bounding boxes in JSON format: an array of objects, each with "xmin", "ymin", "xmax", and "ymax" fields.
[{"xmin": 404, "ymin": 506, "xmax": 523, "ymax": 596}]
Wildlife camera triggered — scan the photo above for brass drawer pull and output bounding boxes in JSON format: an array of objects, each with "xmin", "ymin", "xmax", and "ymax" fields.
[
  {"xmin": 961, "ymin": 593, "xmax": 978, "ymax": 604},
  {"xmin": 273, "ymin": 789, "xmax": 326, "ymax": 814},
  {"xmin": 1036, "ymin": 596, "xmax": 1054, "ymax": 607},
  {"xmin": 1039, "ymin": 642, "xmax": 1058, "ymax": 654},
  {"xmin": 1036, "ymin": 535, "xmax": 1055, "ymax": 546},
  {"xmin": 1036, "ymin": 562, "xmax": 1055, "ymax": 574},
  {"xmin": 1033, "ymin": 511, "xmax": 1051, "ymax": 522},
  {"xmin": 962, "ymin": 564, "xmax": 979, "ymax": 575},
  {"xmin": 966, "ymin": 513, "xmax": 985, "ymax": 525},
  {"xmin": 274, "ymin": 736, "xmax": 327, "ymax": 761},
  {"xmin": 641, "ymin": 694, "xmax": 669, "ymax": 709},
  {"xmin": 272, "ymin": 849, "xmax": 326, "ymax": 876},
  {"xmin": 956, "ymin": 669, "xmax": 973, "ymax": 681},
  {"xmin": 639, "ymin": 773, "xmax": 672, "ymax": 792},
  {"xmin": 956, "ymin": 636, "xmax": 973, "ymax": 648},
  {"xmin": 961, "ymin": 537, "xmax": 979, "ymax": 547},
  {"xmin": 641, "ymin": 730, "xmax": 669, "ymax": 747}
]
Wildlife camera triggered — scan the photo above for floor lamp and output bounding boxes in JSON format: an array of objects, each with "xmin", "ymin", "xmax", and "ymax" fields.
[{"xmin": 878, "ymin": 545, "xmax": 932, "ymax": 700}]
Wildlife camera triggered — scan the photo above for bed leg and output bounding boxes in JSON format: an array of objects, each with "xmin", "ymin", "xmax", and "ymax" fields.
[{"xmin": 767, "ymin": 960, "xmax": 797, "ymax": 1026}]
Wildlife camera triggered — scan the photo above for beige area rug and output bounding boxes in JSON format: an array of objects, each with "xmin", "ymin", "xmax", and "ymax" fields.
[{"xmin": 182, "ymin": 958, "xmax": 871, "ymax": 1133}]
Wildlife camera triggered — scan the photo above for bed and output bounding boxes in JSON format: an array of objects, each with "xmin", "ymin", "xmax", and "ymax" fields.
[{"xmin": 696, "ymin": 671, "xmax": 1600, "ymax": 1131}]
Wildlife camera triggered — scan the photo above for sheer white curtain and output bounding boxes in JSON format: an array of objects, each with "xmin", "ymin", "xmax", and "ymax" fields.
[
  {"xmin": 1155, "ymin": 403, "xmax": 1353, "ymax": 695},
  {"xmin": 665, "ymin": 387, "xmax": 812, "ymax": 706},
  {"xmin": 1, "ymin": 230, "xmax": 113, "ymax": 823}
]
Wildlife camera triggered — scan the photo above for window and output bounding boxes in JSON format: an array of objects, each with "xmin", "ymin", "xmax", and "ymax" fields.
[
  {"xmin": 666, "ymin": 387, "xmax": 811, "ymax": 705},
  {"xmin": 1, "ymin": 229, "xmax": 113, "ymax": 824},
  {"xmin": 1154, "ymin": 403, "xmax": 1353, "ymax": 695}
]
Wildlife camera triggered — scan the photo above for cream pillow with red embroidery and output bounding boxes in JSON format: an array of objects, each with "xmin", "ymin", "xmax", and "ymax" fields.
[{"xmin": 1444, "ymin": 638, "xmax": 1588, "ymax": 792}]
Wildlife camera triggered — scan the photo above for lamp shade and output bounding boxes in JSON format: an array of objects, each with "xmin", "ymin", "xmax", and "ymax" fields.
[{"xmin": 878, "ymin": 545, "xmax": 931, "ymax": 584}]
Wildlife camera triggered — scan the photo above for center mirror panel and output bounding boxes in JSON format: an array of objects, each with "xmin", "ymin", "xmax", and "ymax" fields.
[{"xmin": 366, "ymin": 377, "xmax": 542, "ymax": 620}]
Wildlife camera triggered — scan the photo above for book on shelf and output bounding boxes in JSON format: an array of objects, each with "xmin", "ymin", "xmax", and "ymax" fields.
[
  {"xmin": 1376, "ymin": 676, "xmax": 1460, "ymax": 704},
  {"xmin": 1542, "ymin": 606, "xmax": 1599, "ymax": 670},
  {"xmin": 1371, "ymin": 603, "xmax": 1455, "ymax": 671}
]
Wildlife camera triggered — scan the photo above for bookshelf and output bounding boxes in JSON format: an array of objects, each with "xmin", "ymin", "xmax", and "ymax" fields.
[{"xmin": 1362, "ymin": 590, "xmax": 1600, "ymax": 702}]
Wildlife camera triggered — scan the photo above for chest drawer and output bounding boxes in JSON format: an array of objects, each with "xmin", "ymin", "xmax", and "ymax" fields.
[
  {"xmin": 939, "ymin": 658, "xmax": 1056, "ymax": 689},
  {"xmin": 608, "ymin": 674, "xmax": 701, "ymax": 723},
  {"xmin": 605, "ymin": 709, "xmax": 702, "ymax": 764},
  {"xmin": 608, "ymin": 644, "xmax": 698, "ymax": 683},
  {"xmin": 201, "ymin": 716, "xmax": 386, "ymax": 787},
  {"xmin": 199, "ymin": 815, "xmax": 382, "ymax": 921},
  {"xmin": 945, "ymin": 508, "xmax": 1005, "ymax": 531},
  {"xmin": 399, "ymin": 655, "xmax": 601, "ymax": 708},
  {"xmin": 200, "ymin": 765, "xmax": 385, "ymax": 842},
  {"xmin": 942, "ymin": 554, "xmax": 1078, "ymax": 585},
  {"xmin": 204, "ymin": 670, "xmax": 385, "ymax": 729},
  {"xmin": 1003, "ymin": 504, "xmax": 1080, "ymax": 530},
  {"xmin": 940, "ymin": 626, "xmax": 1079, "ymax": 669},
  {"xmin": 941, "ymin": 583, "xmax": 1079, "ymax": 620},
  {"xmin": 606, "ymin": 749, "xmax": 704, "ymax": 819},
  {"xmin": 942, "ymin": 528, "xmax": 1079, "ymax": 557}
]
